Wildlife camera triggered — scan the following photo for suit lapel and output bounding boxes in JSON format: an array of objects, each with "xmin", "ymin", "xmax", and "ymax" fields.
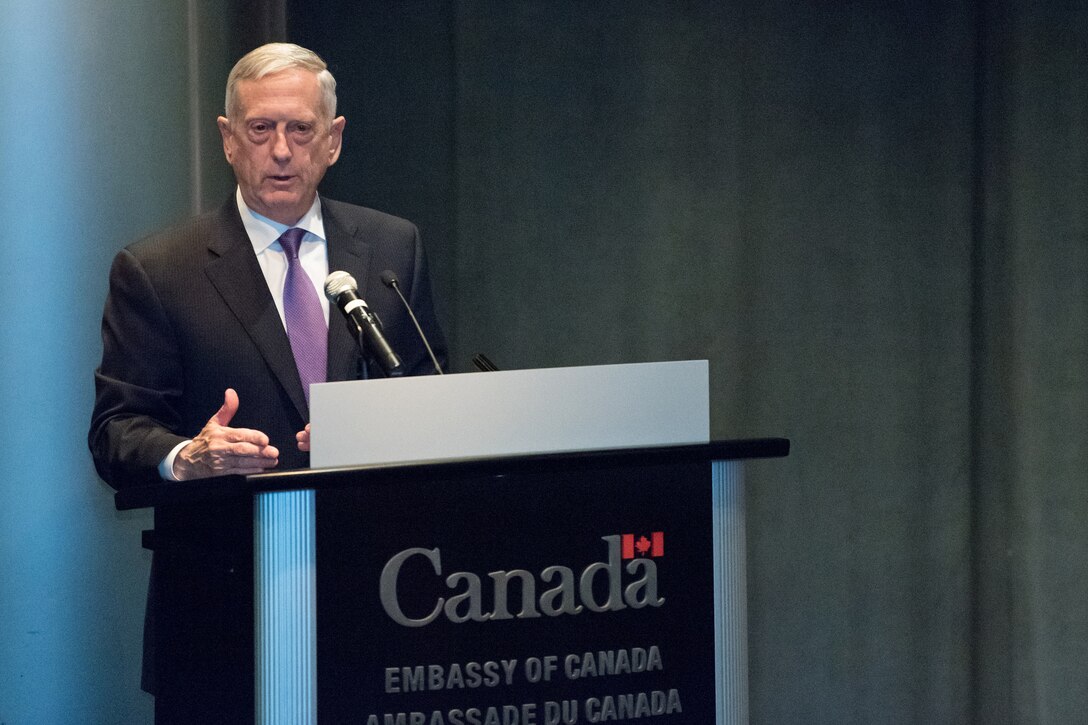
[
  {"xmin": 203, "ymin": 199, "xmax": 310, "ymax": 420},
  {"xmin": 323, "ymin": 199, "xmax": 374, "ymax": 383}
]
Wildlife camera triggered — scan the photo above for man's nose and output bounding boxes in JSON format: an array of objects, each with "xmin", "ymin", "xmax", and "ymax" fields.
[{"xmin": 272, "ymin": 127, "xmax": 291, "ymax": 161}]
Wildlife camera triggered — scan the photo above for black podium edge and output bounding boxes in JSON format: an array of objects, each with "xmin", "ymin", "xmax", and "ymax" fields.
[{"xmin": 114, "ymin": 438, "xmax": 789, "ymax": 511}]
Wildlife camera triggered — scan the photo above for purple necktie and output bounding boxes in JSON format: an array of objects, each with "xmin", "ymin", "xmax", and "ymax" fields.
[{"xmin": 278, "ymin": 227, "xmax": 327, "ymax": 403}]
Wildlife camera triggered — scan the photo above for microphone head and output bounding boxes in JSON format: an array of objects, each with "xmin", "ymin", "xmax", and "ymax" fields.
[
  {"xmin": 324, "ymin": 270, "xmax": 358, "ymax": 301},
  {"xmin": 379, "ymin": 270, "xmax": 399, "ymax": 288}
]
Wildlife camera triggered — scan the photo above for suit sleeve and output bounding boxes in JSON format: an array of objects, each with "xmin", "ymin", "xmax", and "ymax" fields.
[{"xmin": 88, "ymin": 248, "xmax": 188, "ymax": 489}]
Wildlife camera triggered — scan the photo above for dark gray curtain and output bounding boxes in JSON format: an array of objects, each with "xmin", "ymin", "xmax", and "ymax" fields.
[
  {"xmin": 287, "ymin": 2, "xmax": 1088, "ymax": 722},
  {"xmin": 974, "ymin": 3, "xmax": 1088, "ymax": 723}
]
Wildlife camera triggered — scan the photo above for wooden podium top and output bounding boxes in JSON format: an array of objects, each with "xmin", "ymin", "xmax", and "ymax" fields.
[{"xmin": 114, "ymin": 438, "xmax": 789, "ymax": 511}]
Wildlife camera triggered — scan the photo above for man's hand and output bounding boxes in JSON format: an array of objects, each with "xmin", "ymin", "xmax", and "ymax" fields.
[
  {"xmin": 296, "ymin": 423, "xmax": 311, "ymax": 452},
  {"xmin": 173, "ymin": 389, "xmax": 280, "ymax": 480}
]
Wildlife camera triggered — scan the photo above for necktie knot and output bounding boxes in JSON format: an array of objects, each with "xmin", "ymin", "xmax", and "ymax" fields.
[{"xmin": 278, "ymin": 227, "xmax": 307, "ymax": 260}]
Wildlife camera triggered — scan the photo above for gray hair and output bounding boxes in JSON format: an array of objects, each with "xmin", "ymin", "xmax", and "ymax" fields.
[{"xmin": 225, "ymin": 43, "xmax": 337, "ymax": 121}]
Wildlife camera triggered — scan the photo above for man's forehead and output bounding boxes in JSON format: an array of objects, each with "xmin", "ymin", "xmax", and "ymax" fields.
[{"xmin": 233, "ymin": 70, "xmax": 325, "ymax": 119}]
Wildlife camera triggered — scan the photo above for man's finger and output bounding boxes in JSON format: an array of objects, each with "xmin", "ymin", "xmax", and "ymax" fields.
[
  {"xmin": 211, "ymin": 388, "xmax": 241, "ymax": 427},
  {"xmin": 218, "ymin": 455, "xmax": 280, "ymax": 472},
  {"xmin": 218, "ymin": 427, "xmax": 273, "ymax": 448},
  {"xmin": 222, "ymin": 441, "xmax": 279, "ymax": 459}
]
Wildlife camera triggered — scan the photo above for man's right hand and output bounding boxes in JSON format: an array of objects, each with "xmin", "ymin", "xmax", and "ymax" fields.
[{"xmin": 172, "ymin": 388, "xmax": 280, "ymax": 480}]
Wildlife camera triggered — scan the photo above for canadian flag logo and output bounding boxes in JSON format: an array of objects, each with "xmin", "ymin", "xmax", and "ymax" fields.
[{"xmin": 621, "ymin": 532, "xmax": 664, "ymax": 559}]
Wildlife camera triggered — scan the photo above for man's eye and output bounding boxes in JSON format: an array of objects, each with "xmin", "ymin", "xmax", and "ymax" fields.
[{"xmin": 250, "ymin": 123, "xmax": 270, "ymax": 133}]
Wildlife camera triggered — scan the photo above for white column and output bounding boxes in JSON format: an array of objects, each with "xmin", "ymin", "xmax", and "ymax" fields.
[
  {"xmin": 255, "ymin": 490, "xmax": 317, "ymax": 725},
  {"xmin": 713, "ymin": 460, "xmax": 748, "ymax": 725}
]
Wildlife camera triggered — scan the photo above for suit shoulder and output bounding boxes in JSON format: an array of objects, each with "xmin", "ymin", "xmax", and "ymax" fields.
[
  {"xmin": 123, "ymin": 208, "xmax": 223, "ymax": 266},
  {"xmin": 321, "ymin": 198, "xmax": 419, "ymax": 240}
]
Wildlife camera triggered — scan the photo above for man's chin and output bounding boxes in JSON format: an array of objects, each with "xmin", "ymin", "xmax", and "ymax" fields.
[{"xmin": 252, "ymin": 192, "xmax": 313, "ymax": 225}]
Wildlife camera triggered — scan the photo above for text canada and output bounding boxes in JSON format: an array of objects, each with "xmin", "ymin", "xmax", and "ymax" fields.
[{"xmin": 380, "ymin": 535, "xmax": 665, "ymax": 627}]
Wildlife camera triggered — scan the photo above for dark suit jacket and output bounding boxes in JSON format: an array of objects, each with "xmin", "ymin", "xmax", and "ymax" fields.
[{"xmin": 88, "ymin": 195, "xmax": 446, "ymax": 717}]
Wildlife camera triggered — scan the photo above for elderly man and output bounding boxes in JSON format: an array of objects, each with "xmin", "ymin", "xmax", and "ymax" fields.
[{"xmin": 89, "ymin": 43, "xmax": 446, "ymax": 721}]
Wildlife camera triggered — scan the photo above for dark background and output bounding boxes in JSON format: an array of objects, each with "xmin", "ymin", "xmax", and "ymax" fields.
[
  {"xmin": 284, "ymin": 6, "xmax": 1088, "ymax": 721},
  {"xmin": 0, "ymin": 1, "xmax": 1083, "ymax": 723}
]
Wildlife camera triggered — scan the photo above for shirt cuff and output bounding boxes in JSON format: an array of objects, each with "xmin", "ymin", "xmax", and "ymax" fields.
[{"xmin": 158, "ymin": 440, "xmax": 192, "ymax": 481}]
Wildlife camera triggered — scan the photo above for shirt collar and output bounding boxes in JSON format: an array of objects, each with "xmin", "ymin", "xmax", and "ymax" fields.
[{"xmin": 235, "ymin": 187, "xmax": 328, "ymax": 253}]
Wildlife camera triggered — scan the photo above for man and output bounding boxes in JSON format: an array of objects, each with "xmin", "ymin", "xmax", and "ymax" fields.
[{"xmin": 88, "ymin": 43, "xmax": 446, "ymax": 721}]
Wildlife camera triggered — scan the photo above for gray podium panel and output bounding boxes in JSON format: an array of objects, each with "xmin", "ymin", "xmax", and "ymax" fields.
[{"xmin": 309, "ymin": 361, "xmax": 710, "ymax": 469}]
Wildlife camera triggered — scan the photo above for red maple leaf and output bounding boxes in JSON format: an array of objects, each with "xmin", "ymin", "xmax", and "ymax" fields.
[{"xmin": 634, "ymin": 536, "xmax": 652, "ymax": 555}]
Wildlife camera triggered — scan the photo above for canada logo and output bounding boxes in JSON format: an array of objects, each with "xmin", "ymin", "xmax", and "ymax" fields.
[{"xmin": 620, "ymin": 532, "xmax": 664, "ymax": 559}]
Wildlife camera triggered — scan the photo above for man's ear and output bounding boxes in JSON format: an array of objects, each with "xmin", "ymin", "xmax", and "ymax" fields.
[
  {"xmin": 217, "ymin": 116, "xmax": 234, "ymax": 163},
  {"xmin": 327, "ymin": 116, "xmax": 346, "ymax": 165}
]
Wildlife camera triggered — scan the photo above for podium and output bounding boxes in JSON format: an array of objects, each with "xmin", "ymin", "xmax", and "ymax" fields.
[{"xmin": 116, "ymin": 362, "xmax": 788, "ymax": 724}]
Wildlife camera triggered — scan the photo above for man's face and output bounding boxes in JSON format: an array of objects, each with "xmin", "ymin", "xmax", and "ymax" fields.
[{"xmin": 217, "ymin": 69, "xmax": 345, "ymax": 226}]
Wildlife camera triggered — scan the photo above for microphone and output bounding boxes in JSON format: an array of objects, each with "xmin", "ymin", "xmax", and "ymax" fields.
[
  {"xmin": 380, "ymin": 270, "xmax": 444, "ymax": 375},
  {"xmin": 324, "ymin": 271, "xmax": 403, "ymax": 377},
  {"xmin": 472, "ymin": 353, "xmax": 500, "ymax": 372}
]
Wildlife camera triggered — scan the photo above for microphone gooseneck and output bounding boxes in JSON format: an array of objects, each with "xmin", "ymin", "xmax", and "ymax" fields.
[{"xmin": 379, "ymin": 270, "xmax": 444, "ymax": 375}]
